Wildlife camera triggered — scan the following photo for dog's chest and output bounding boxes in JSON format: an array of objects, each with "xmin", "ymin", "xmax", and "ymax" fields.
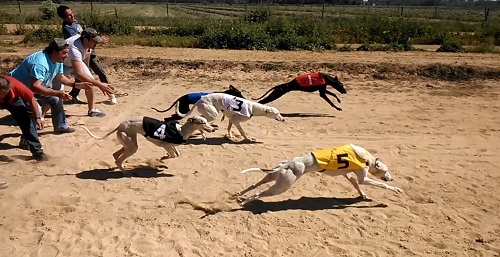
[
  {"xmin": 221, "ymin": 95, "xmax": 252, "ymax": 117},
  {"xmin": 142, "ymin": 117, "xmax": 186, "ymax": 144}
]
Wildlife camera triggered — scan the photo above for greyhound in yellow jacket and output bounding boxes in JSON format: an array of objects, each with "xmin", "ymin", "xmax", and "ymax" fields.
[{"xmin": 234, "ymin": 144, "xmax": 403, "ymax": 206}]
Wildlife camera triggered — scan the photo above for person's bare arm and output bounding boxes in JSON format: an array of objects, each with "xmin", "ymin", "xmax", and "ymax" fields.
[
  {"xmin": 71, "ymin": 60, "xmax": 113, "ymax": 95},
  {"xmin": 30, "ymin": 78, "xmax": 66, "ymax": 98},
  {"xmin": 55, "ymin": 74, "xmax": 91, "ymax": 90}
]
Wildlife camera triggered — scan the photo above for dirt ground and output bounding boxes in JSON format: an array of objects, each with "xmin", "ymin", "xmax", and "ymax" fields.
[{"xmin": 0, "ymin": 46, "xmax": 499, "ymax": 257}]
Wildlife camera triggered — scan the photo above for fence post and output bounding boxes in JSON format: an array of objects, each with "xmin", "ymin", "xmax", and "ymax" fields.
[
  {"xmin": 91, "ymin": 0, "xmax": 94, "ymax": 15},
  {"xmin": 17, "ymin": 0, "xmax": 21, "ymax": 14},
  {"xmin": 484, "ymin": 7, "xmax": 490, "ymax": 22},
  {"xmin": 322, "ymin": 3, "xmax": 325, "ymax": 19},
  {"xmin": 167, "ymin": 4, "xmax": 169, "ymax": 18}
]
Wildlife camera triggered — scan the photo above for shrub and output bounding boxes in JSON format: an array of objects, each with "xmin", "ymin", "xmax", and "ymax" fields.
[
  {"xmin": 22, "ymin": 26, "xmax": 62, "ymax": 44},
  {"xmin": 244, "ymin": 9, "xmax": 271, "ymax": 23},
  {"xmin": 39, "ymin": 0, "xmax": 57, "ymax": 21},
  {"xmin": 0, "ymin": 24, "xmax": 7, "ymax": 35},
  {"xmin": 437, "ymin": 42, "xmax": 465, "ymax": 53},
  {"xmin": 83, "ymin": 14, "xmax": 134, "ymax": 36},
  {"xmin": 339, "ymin": 45, "xmax": 354, "ymax": 52},
  {"xmin": 357, "ymin": 43, "xmax": 373, "ymax": 51}
]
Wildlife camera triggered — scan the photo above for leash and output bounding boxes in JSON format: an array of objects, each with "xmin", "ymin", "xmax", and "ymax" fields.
[{"xmin": 113, "ymin": 91, "xmax": 128, "ymax": 97}]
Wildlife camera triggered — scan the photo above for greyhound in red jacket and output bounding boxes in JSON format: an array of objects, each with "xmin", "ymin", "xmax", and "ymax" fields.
[{"xmin": 253, "ymin": 72, "xmax": 347, "ymax": 111}]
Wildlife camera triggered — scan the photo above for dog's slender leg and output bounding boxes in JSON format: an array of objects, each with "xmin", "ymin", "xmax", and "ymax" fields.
[
  {"xmin": 115, "ymin": 133, "xmax": 138, "ymax": 173},
  {"xmin": 343, "ymin": 174, "xmax": 367, "ymax": 199},
  {"xmin": 239, "ymin": 169, "xmax": 297, "ymax": 206},
  {"xmin": 257, "ymin": 84, "xmax": 290, "ymax": 104},
  {"xmin": 355, "ymin": 170, "xmax": 403, "ymax": 193},
  {"xmin": 113, "ymin": 147, "xmax": 125, "ymax": 161},
  {"xmin": 233, "ymin": 121, "xmax": 255, "ymax": 142},
  {"xmin": 234, "ymin": 173, "xmax": 277, "ymax": 197},
  {"xmin": 319, "ymin": 90, "xmax": 342, "ymax": 111},
  {"xmin": 226, "ymin": 120, "xmax": 234, "ymax": 139},
  {"xmin": 324, "ymin": 89, "xmax": 341, "ymax": 103}
]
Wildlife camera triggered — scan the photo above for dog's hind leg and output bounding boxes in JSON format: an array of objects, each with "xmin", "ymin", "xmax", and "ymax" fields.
[
  {"xmin": 113, "ymin": 147, "xmax": 125, "ymax": 162},
  {"xmin": 343, "ymin": 174, "xmax": 367, "ymax": 199},
  {"xmin": 257, "ymin": 84, "xmax": 291, "ymax": 104},
  {"xmin": 239, "ymin": 169, "xmax": 297, "ymax": 206},
  {"xmin": 234, "ymin": 172, "xmax": 278, "ymax": 198},
  {"xmin": 115, "ymin": 132, "xmax": 138, "ymax": 173}
]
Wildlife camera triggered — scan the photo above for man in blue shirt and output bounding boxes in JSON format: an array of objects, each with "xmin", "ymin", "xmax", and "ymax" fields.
[
  {"xmin": 9, "ymin": 38, "xmax": 92, "ymax": 134},
  {"xmin": 57, "ymin": 5, "xmax": 116, "ymax": 105}
]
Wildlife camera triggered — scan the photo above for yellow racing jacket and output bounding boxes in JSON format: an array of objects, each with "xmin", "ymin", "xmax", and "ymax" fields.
[{"xmin": 312, "ymin": 144, "xmax": 367, "ymax": 171}]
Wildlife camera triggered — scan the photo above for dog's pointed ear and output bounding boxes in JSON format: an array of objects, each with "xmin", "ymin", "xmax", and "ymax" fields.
[{"xmin": 229, "ymin": 85, "xmax": 235, "ymax": 90}]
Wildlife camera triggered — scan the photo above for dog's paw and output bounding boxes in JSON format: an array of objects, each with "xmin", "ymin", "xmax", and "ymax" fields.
[
  {"xmin": 160, "ymin": 155, "xmax": 172, "ymax": 161},
  {"xmin": 223, "ymin": 134, "xmax": 236, "ymax": 141},
  {"xmin": 243, "ymin": 137, "xmax": 257, "ymax": 142},
  {"xmin": 229, "ymin": 192, "xmax": 241, "ymax": 200},
  {"xmin": 392, "ymin": 187, "xmax": 403, "ymax": 193}
]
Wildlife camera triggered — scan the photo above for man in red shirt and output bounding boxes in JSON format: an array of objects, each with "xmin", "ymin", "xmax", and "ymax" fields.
[
  {"xmin": 252, "ymin": 72, "xmax": 347, "ymax": 111},
  {"xmin": 0, "ymin": 74, "xmax": 47, "ymax": 161}
]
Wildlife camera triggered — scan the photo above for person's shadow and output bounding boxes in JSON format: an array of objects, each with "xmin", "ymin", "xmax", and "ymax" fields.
[
  {"xmin": 231, "ymin": 196, "xmax": 385, "ymax": 214},
  {"xmin": 76, "ymin": 166, "xmax": 174, "ymax": 180},
  {"xmin": 0, "ymin": 133, "xmax": 21, "ymax": 150}
]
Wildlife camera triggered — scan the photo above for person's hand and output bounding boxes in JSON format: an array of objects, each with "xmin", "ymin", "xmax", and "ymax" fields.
[
  {"xmin": 57, "ymin": 91, "xmax": 72, "ymax": 101},
  {"xmin": 100, "ymin": 35, "xmax": 110, "ymax": 45},
  {"xmin": 98, "ymin": 82, "xmax": 114, "ymax": 96},
  {"xmin": 35, "ymin": 118, "xmax": 44, "ymax": 130},
  {"xmin": 75, "ymin": 82, "xmax": 93, "ymax": 90}
]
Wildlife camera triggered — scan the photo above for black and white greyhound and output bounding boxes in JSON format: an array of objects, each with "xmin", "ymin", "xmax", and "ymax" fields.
[
  {"xmin": 152, "ymin": 85, "xmax": 246, "ymax": 121},
  {"xmin": 253, "ymin": 72, "xmax": 347, "ymax": 111}
]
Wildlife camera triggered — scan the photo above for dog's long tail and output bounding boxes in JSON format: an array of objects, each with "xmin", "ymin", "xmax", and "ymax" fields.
[
  {"xmin": 251, "ymin": 86, "xmax": 277, "ymax": 100},
  {"xmin": 151, "ymin": 99, "xmax": 178, "ymax": 113},
  {"xmin": 175, "ymin": 101, "xmax": 197, "ymax": 119},
  {"xmin": 79, "ymin": 126, "xmax": 119, "ymax": 140},
  {"xmin": 240, "ymin": 167, "xmax": 277, "ymax": 174}
]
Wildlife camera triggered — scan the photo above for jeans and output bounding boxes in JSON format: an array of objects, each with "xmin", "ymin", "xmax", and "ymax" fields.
[
  {"xmin": 36, "ymin": 95, "xmax": 68, "ymax": 132},
  {"xmin": 0, "ymin": 98, "xmax": 43, "ymax": 155}
]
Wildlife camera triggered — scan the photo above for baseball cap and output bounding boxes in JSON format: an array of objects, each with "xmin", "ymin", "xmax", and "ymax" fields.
[
  {"xmin": 46, "ymin": 38, "xmax": 69, "ymax": 51},
  {"xmin": 81, "ymin": 27, "xmax": 103, "ymax": 43}
]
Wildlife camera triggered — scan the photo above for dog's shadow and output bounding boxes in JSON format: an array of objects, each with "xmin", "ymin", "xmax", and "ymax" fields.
[
  {"xmin": 233, "ymin": 196, "xmax": 385, "ymax": 214},
  {"xmin": 281, "ymin": 112, "xmax": 337, "ymax": 118},
  {"xmin": 187, "ymin": 137, "xmax": 263, "ymax": 145},
  {"xmin": 76, "ymin": 167, "xmax": 174, "ymax": 180}
]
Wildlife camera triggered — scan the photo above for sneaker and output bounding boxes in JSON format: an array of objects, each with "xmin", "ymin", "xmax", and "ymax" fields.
[
  {"xmin": 88, "ymin": 108, "xmax": 106, "ymax": 117},
  {"xmin": 55, "ymin": 127, "xmax": 76, "ymax": 134},
  {"xmin": 0, "ymin": 181, "xmax": 8, "ymax": 189},
  {"xmin": 18, "ymin": 139, "xmax": 29, "ymax": 150},
  {"xmin": 109, "ymin": 94, "xmax": 117, "ymax": 105},
  {"xmin": 33, "ymin": 152, "xmax": 49, "ymax": 161}
]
